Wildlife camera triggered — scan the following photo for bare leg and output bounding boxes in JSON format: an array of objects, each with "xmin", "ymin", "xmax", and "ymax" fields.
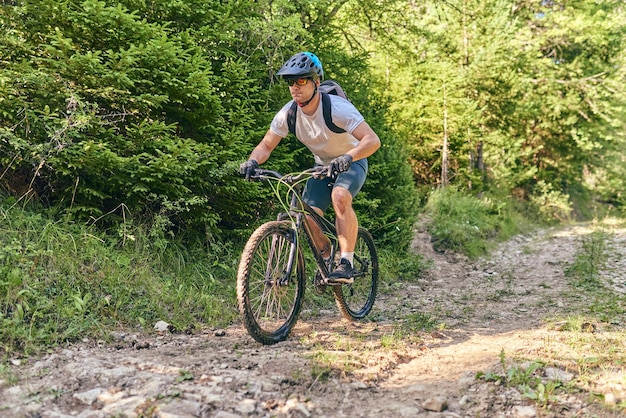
[{"xmin": 332, "ymin": 187, "xmax": 357, "ymax": 253}]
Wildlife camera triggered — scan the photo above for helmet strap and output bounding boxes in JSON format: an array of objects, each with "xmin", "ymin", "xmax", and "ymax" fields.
[{"xmin": 297, "ymin": 85, "xmax": 318, "ymax": 107}]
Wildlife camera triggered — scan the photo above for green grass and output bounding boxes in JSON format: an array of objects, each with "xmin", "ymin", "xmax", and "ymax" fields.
[
  {"xmin": 477, "ymin": 352, "xmax": 563, "ymax": 409},
  {"xmin": 380, "ymin": 249, "xmax": 430, "ymax": 282},
  {"xmin": 563, "ymin": 226, "xmax": 626, "ymax": 326},
  {"xmin": 0, "ymin": 202, "xmax": 239, "ymax": 358},
  {"xmin": 565, "ymin": 230, "xmax": 609, "ymax": 289},
  {"xmin": 424, "ymin": 187, "xmax": 532, "ymax": 259}
]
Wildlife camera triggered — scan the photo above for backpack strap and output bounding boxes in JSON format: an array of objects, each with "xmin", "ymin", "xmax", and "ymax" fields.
[
  {"xmin": 321, "ymin": 92, "xmax": 346, "ymax": 134},
  {"xmin": 286, "ymin": 93, "xmax": 346, "ymax": 136},
  {"xmin": 287, "ymin": 101, "xmax": 298, "ymax": 136}
]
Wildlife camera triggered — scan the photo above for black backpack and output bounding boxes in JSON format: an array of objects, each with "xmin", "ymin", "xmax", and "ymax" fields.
[{"xmin": 286, "ymin": 80, "xmax": 349, "ymax": 136}]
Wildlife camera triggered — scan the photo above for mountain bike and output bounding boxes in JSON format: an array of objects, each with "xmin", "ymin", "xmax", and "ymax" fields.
[{"xmin": 237, "ymin": 166, "xmax": 379, "ymax": 345}]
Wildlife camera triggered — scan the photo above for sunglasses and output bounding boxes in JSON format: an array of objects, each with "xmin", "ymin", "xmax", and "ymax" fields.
[{"xmin": 285, "ymin": 78, "xmax": 311, "ymax": 87}]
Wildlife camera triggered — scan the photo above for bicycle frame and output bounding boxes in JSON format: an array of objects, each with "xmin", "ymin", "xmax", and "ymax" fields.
[{"xmin": 277, "ymin": 180, "xmax": 337, "ymax": 285}]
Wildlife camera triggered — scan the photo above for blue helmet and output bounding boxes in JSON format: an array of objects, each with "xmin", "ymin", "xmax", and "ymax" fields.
[{"xmin": 276, "ymin": 52, "xmax": 324, "ymax": 81}]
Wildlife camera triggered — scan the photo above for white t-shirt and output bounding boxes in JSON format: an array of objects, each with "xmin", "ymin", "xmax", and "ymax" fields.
[{"xmin": 270, "ymin": 95, "xmax": 365, "ymax": 165}]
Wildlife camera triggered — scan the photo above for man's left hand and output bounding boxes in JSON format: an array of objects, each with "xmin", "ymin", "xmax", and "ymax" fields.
[{"xmin": 329, "ymin": 154, "xmax": 353, "ymax": 177}]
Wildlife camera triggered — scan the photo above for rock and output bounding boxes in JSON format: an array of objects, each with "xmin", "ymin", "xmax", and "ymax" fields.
[
  {"xmin": 350, "ymin": 381, "xmax": 368, "ymax": 390},
  {"xmin": 512, "ymin": 405, "xmax": 536, "ymax": 417},
  {"xmin": 422, "ymin": 396, "xmax": 447, "ymax": 412},
  {"xmin": 101, "ymin": 396, "xmax": 144, "ymax": 416},
  {"xmin": 96, "ymin": 389, "xmax": 126, "ymax": 405},
  {"xmin": 154, "ymin": 320, "xmax": 171, "ymax": 332},
  {"xmin": 401, "ymin": 383, "xmax": 426, "ymax": 395},
  {"xmin": 73, "ymin": 388, "xmax": 106, "ymax": 406},
  {"xmin": 457, "ymin": 371, "xmax": 476, "ymax": 388},
  {"xmin": 604, "ymin": 393, "xmax": 617, "ymax": 405},
  {"xmin": 40, "ymin": 412, "xmax": 79, "ymax": 418},
  {"xmin": 214, "ymin": 412, "xmax": 242, "ymax": 418},
  {"xmin": 235, "ymin": 398, "xmax": 257, "ymax": 414},
  {"xmin": 6, "ymin": 385, "xmax": 22, "ymax": 395},
  {"xmin": 397, "ymin": 406, "xmax": 423, "ymax": 417},
  {"xmin": 544, "ymin": 367, "xmax": 574, "ymax": 383},
  {"xmin": 159, "ymin": 399, "xmax": 204, "ymax": 417},
  {"xmin": 293, "ymin": 402, "xmax": 311, "ymax": 417}
]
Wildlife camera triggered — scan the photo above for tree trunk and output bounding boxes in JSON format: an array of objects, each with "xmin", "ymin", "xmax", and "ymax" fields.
[{"xmin": 441, "ymin": 83, "xmax": 449, "ymax": 187}]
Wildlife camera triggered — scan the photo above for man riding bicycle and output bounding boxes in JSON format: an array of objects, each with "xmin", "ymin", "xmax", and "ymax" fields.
[{"xmin": 240, "ymin": 52, "xmax": 380, "ymax": 284}]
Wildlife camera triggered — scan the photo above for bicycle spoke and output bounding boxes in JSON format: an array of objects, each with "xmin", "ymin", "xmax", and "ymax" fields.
[
  {"xmin": 237, "ymin": 222, "xmax": 305, "ymax": 344},
  {"xmin": 333, "ymin": 227, "xmax": 378, "ymax": 320}
]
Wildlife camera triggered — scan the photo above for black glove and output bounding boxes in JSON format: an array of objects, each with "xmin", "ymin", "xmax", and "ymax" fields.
[
  {"xmin": 239, "ymin": 159, "xmax": 259, "ymax": 180},
  {"xmin": 328, "ymin": 154, "xmax": 353, "ymax": 177}
]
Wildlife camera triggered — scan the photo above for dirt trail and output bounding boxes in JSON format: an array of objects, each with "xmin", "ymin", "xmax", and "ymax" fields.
[{"xmin": 2, "ymin": 222, "xmax": 626, "ymax": 417}]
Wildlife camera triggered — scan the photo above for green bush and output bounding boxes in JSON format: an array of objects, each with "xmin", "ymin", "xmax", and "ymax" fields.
[
  {"xmin": 0, "ymin": 0, "xmax": 271, "ymax": 237},
  {"xmin": 424, "ymin": 187, "xmax": 527, "ymax": 258}
]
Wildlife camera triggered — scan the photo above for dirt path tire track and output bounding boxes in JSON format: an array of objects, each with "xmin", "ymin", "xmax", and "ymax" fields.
[{"xmin": 2, "ymin": 223, "xmax": 625, "ymax": 417}]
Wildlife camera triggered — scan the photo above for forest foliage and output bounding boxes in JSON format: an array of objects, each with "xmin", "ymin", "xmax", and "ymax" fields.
[
  {"xmin": 1, "ymin": 0, "xmax": 626, "ymax": 358},
  {"xmin": 1, "ymin": 0, "xmax": 625, "ymax": 244}
]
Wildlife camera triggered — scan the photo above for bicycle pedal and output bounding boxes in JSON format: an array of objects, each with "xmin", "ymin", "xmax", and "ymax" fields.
[
  {"xmin": 313, "ymin": 284, "xmax": 327, "ymax": 295},
  {"xmin": 323, "ymin": 279, "xmax": 352, "ymax": 286}
]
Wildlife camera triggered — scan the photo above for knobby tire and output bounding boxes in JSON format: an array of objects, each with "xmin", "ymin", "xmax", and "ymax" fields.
[
  {"xmin": 333, "ymin": 227, "xmax": 378, "ymax": 320},
  {"xmin": 237, "ymin": 221, "xmax": 305, "ymax": 345}
]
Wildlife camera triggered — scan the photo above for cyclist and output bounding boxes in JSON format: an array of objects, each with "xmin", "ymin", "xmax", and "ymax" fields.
[{"xmin": 240, "ymin": 51, "xmax": 380, "ymax": 284}]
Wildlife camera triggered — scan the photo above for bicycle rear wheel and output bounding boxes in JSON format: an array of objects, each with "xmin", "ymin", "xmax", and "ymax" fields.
[
  {"xmin": 333, "ymin": 227, "xmax": 378, "ymax": 320},
  {"xmin": 237, "ymin": 221, "xmax": 305, "ymax": 345}
]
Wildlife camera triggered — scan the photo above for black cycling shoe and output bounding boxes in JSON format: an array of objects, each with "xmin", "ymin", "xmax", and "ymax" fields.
[{"xmin": 327, "ymin": 258, "xmax": 355, "ymax": 285}]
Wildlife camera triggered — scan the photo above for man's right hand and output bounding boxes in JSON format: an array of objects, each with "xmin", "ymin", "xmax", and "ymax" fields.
[{"xmin": 239, "ymin": 159, "xmax": 259, "ymax": 180}]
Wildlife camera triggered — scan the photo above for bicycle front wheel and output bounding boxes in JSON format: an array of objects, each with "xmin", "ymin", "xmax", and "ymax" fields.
[
  {"xmin": 237, "ymin": 221, "xmax": 305, "ymax": 345},
  {"xmin": 333, "ymin": 227, "xmax": 379, "ymax": 320}
]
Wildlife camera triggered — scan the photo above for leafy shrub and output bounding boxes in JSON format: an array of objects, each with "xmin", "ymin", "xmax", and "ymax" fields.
[
  {"xmin": 424, "ymin": 187, "xmax": 525, "ymax": 258},
  {"xmin": 0, "ymin": 0, "xmax": 270, "ymax": 238}
]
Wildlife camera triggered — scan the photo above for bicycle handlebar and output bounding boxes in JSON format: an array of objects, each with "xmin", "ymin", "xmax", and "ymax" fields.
[{"xmin": 250, "ymin": 166, "xmax": 332, "ymax": 184}]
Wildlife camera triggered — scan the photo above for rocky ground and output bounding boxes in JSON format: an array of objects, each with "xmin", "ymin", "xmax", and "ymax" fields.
[{"xmin": 2, "ymin": 221, "xmax": 626, "ymax": 418}]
